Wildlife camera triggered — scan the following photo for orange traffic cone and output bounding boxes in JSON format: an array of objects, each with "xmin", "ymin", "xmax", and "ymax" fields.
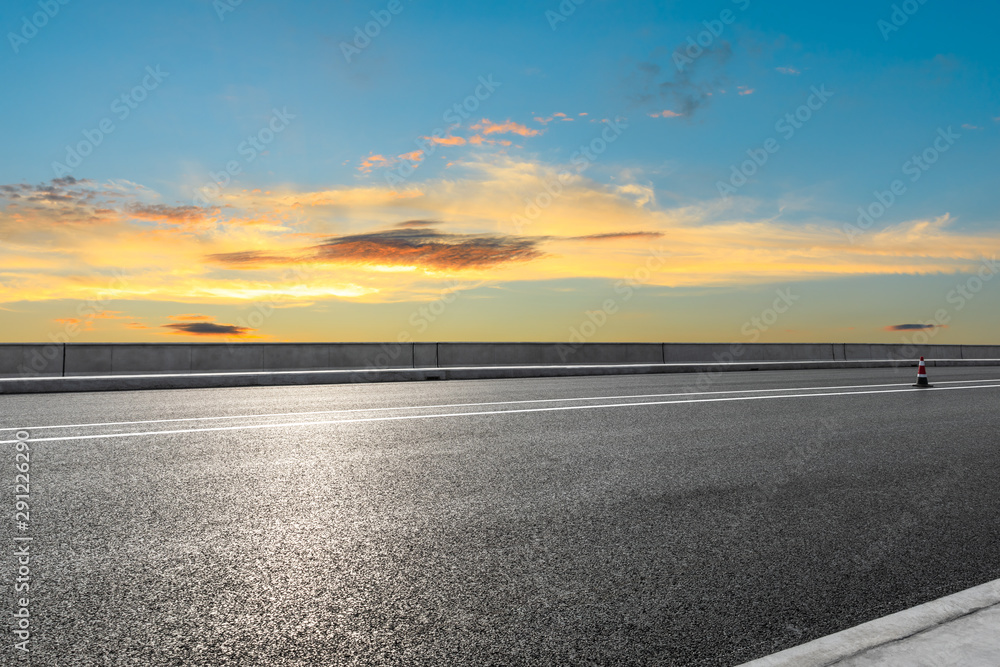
[{"xmin": 913, "ymin": 356, "xmax": 933, "ymax": 388}]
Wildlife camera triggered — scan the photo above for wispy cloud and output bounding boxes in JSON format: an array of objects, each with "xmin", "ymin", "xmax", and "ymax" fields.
[
  {"xmin": 775, "ymin": 66, "xmax": 800, "ymax": 75},
  {"xmin": 470, "ymin": 119, "xmax": 542, "ymax": 137},
  {"xmin": 167, "ymin": 313, "xmax": 214, "ymax": 321},
  {"xmin": 649, "ymin": 110, "xmax": 683, "ymax": 118},
  {"xmin": 209, "ymin": 228, "xmax": 545, "ymax": 271},
  {"xmin": 634, "ymin": 43, "xmax": 732, "ymax": 118}
]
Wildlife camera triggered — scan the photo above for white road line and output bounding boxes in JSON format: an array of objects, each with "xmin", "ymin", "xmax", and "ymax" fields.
[
  {"xmin": 3, "ymin": 383, "xmax": 998, "ymax": 445},
  {"xmin": 6, "ymin": 378, "xmax": 999, "ymax": 432}
]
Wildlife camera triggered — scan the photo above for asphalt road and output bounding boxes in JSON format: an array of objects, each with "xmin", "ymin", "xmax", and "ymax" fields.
[{"xmin": 3, "ymin": 366, "xmax": 1000, "ymax": 666}]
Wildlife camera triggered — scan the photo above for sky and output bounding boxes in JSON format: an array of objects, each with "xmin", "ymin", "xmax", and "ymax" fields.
[{"xmin": 1, "ymin": 0, "xmax": 998, "ymax": 344}]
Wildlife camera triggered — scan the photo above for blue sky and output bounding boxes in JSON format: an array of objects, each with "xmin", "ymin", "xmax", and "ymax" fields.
[{"xmin": 1, "ymin": 0, "xmax": 998, "ymax": 343}]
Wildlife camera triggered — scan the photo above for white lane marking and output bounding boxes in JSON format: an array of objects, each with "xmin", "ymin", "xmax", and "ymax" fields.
[
  {"xmin": 7, "ymin": 378, "xmax": 1000, "ymax": 433},
  {"xmin": 4, "ymin": 359, "xmax": 999, "ymax": 382},
  {"xmin": 3, "ymin": 383, "xmax": 998, "ymax": 445}
]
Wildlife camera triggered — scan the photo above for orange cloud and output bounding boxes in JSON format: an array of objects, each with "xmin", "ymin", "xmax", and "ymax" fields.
[
  {"xmin": 649, "ymin": 110, "xmax": 683, "ymax": 118},
  {"xmin": 359, "ymin": 154, "xmax": 390, "ymax": 173},
  {"xmin": 469, "ymin": 135, "xmax": 512, "ymax": 147},
  {"xmin": 167, "ymin": 313, "xmax": 213, "ymax": 321},
  {"xmin": 398, "ymin": 150, "xmax": 424, "ymax": 162},
  {"xmin": 124, "ymin": 203, "xmax": 214, "ymax": 225},
  {"xmin": 738, "ymin": 86, "xmax": 755, "ymax": 96},
  {"xmin": 534, "ymin": 112, "xmax": 579, "ymax": 125},
  {"xmin": 422, "ymin": 135, "xmax": 467, "ymax": 146},
  {"xmin": 471, "ymin": 119, "xmax": 542, "ymax": 137}
]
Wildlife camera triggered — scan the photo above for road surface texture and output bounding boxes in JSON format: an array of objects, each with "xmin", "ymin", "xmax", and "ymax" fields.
[{"xmin": 2, "ymin": 366, "xmax": 999, "ymax": 666}]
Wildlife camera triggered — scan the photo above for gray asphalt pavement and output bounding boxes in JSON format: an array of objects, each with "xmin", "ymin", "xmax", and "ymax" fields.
[{"xmin": 3, "ymin": 366, "xmax": 1000, "ymax": 666}]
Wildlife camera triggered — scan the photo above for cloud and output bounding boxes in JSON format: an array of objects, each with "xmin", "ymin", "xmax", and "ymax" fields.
[
  {"xmin": 209, "ymin": 227, "xmax": 545, "ymax": 271},
  {"xmin": 634, "ymin": 42, "xmax": 732, "ymax": 118},
  {"xmin": 167, "ymin": 313, "xmax": 213, "ymax": 321},
  {"xmin": 885, "ymin": 323, "xmax": 945, "ymax": 331},
  {"xmin": 737, "ymin": 86, "xmax": 755, "ymax": 96},
  {"xmin": 162, "ymin": 321, "xmax": 254, "ymax": 336},
  {"xmin": 961, "ymin": 124, "xmax": 983, "ymax": 130},
  {"xmin": 649, "ymin": 110, "xmax": 683, "ymax": 118},
  {"xmin": 359, "ymin": 154, "xmax": 390, "ymax": 173},
  {"xmin": 533, "ymin": 112, "xmax": 576, "ymax": 125},
  {"xmin": 470, "ymin": 119, "xmax": 542, "ymax": 137},
  {"xmin": 571, "ymin": 232, "xmax": 664, "ymax": 241},
  {"xmin": 5, "ymin": 163, "xmax": 1000, "ymax": 311},
  {"xmin": 125, "ymin": 203, "xmax": 213, "ymax": 224},
  {"xmin": 395, "ymin": 220, "xmax": 438, "ymax": 228},
  {"xmin": 422, "ymin": 135, "xmax": 467, "ymax": 146},
  {"xmin": 775, "ymin": 67, "xmax": 800, "ymax": 75},
  {"xmin": 468, "ymin": 135, "xmax": 511, "ymax": 147},
  {"xmin": 398, "ymin": 150, "xmax": 424, "ymax": 162}
]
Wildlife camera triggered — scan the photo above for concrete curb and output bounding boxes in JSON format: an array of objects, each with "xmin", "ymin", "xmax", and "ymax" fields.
[
  {"xmin": 735, "ymin": 578, "xmax": 1000, "ymax": 667},
  {"xmin": 1, "ymin": 359, "xmax": 998, "ymax": 394}
]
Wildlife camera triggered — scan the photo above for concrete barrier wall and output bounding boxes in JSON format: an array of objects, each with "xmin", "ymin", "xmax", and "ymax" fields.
[
  {"xmin": 2, "ymin": 342, "xmax": 998, "ymax": 379},
  {"xmin": 963, "ymin": 345, "xmax": 1000, "ymax": 359},
  {"xmin": 437, "ymin": 342, "xmax": 663, "ymax": 367},
  {"xmin": 0, "ymin": 344, "xmax": 64, "ymax": 377}
]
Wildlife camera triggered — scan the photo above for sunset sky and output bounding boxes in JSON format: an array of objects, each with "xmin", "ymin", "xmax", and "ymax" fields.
[{"xmin": 2, "ymin": 0, "xmax": 998, "ymax": 344}]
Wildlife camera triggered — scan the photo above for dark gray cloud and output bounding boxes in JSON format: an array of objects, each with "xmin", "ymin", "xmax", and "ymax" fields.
[
  {"xmin": 162, "ymin": 321, "xmax": 252, "ymax": 336},
  {"xmin": 209, "ymin": 227, "xmax": 544, "ymax": 270},
  {"xmin": 0, "ymin": 178, "xmax": 211, "ymax": 225},
  {"xmin": 633, "ymin": 42, "xmax": 732, "ymax": 117},
  {"xmin": 885, "ymin": 323, "xmax": 942, "ymax": 331},
  {"xmin": 125, "ymin": 203, "xmax": 212, "ymax": 223}
]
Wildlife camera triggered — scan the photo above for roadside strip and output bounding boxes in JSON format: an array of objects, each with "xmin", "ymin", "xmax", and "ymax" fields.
[{"xmin": 3, "ymin": 382, "xmax": 998, "ymax": 445}]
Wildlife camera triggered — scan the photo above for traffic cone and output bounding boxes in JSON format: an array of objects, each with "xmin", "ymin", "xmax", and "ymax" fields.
[{"xmin": 913, "ymin": 356, "xmax": 933, "ymax": 388}]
